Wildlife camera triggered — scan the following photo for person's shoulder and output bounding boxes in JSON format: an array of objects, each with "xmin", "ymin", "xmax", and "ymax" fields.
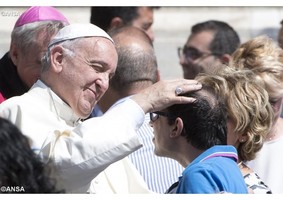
[
  {"xmin": 0, "ymin": 52, "xmax": 10, "ymax": 61},
  {"xmin": 0, "ymin": 95, "xmax": 21, "ymax": 107},
  {"xmin": 0, "ymin": 92, "xmax": 5, "ymax": 103},
  {"xmin": 0, "ymin": 91, "xmax": 32, "ymax": 111},
  {"xmin": 0, "ymin": 99, "xmax": 22, "ymax": 118},
  {"xmin": 244, "ymin": 172, "xmax": 272, "ymax": 194}
]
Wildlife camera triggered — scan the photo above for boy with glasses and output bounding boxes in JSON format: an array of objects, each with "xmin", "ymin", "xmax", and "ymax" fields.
[{"xmin": 149, "ymin": 83, "xmax": 248, "ymax": 193}]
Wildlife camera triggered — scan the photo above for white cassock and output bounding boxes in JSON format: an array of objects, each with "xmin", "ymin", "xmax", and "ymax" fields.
[
  {"xmin": 0, "ymin": 80, "xmax": 146, "ymax": 193},
  {"xmin": 89, "ymin": 158, "xmax": 153, "ymax": 193}
]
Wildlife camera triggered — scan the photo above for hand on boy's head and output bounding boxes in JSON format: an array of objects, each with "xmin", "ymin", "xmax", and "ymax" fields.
[{"xmin": 131, "ymin": 79, "xmax": 202, "ymax": 113}]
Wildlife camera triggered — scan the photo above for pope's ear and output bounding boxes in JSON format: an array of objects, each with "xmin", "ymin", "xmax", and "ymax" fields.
[
  {"xmin": 157, "ymin": 69, "xmax": 161, "ymax": 81},
  {"xmin": 50, "ymin": 46, "xmax": 64, "ymax": 73},
  {"xmin": 170, "ymin": 117, "xmax": 184, "ymax": 138}
]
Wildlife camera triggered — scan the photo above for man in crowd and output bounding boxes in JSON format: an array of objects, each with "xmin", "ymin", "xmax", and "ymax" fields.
[
  {"xmin": 0, "ymin": 6, "xmax": 69, "ymax": 103},
  {"xmin": 178, "ymin": 20, "xmax": 240, "ymax": 79},
  {"xmin": 90, "ymin": 6, "xmax": 155, "ymax": 41}
]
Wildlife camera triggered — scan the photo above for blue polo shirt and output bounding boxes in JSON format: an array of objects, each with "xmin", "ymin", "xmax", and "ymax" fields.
[{"xmin": 176, "ymin": 145, "xmax": 248, "ymax": 194}]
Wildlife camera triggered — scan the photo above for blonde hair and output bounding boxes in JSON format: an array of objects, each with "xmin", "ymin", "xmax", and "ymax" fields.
[
  {"xmin": 196, "ymin": 67, "xmax": 274, "ymax": 161},
  {"xmin": 230, "ymin": 35, "xmax": 283, "ymax": 100}
]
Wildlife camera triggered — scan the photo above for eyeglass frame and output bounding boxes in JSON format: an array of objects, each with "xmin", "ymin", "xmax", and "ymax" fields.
[
  {"xmin": 149, "ymin": 111, "xmax": 176, "ymax": 122},
  {"xmin": 177, "ymin": 46, "xmax": 222, "ymax": 62}
]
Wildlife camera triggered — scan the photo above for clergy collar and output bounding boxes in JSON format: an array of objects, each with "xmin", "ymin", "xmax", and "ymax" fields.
[{"xmin": 32, "ymin": 80, "xmax": 81, "ymax": 126}]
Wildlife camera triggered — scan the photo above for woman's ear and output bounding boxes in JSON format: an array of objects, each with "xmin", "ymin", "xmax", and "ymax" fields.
[
  {"xmin": 238, "ymin": 133, "xmax": 248, "ymax": 143},
  {"xmin": 170, "ymin": 117, "xmax": 184, "ymax": 138},
  {"xmin": 50, "ymin": 46, "xmax": 64, "ymax": 73}
]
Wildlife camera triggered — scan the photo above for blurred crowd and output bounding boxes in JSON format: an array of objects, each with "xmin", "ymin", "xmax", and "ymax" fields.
[{"xmin": 0, "ymin": 6, "xmax": 282, "ymax": 194}]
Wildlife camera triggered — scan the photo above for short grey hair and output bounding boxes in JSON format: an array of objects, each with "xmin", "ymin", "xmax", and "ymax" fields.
[
  {"xmin": 41, "ymin": 38, "xmax": 83, "ymax": 72},
  {"xmin": 11, "ymin": 21, "xmax": 67, "ymax": 54}
]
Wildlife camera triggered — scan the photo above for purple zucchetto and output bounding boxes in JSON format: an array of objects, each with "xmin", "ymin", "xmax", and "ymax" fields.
[{"xmin": 14, "ymin": 6, "xmax": 69, "ymax": 28}]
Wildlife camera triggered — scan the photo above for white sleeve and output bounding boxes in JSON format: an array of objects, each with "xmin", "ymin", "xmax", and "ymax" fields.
[{"xmin": 42, "ymin": 99, "xmax": 145, "ymax": 192}]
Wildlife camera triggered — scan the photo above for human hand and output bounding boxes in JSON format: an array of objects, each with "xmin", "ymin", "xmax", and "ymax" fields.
[{"xmin": 131, "ymin": 79, "xmax": 202, "ymax": 113}]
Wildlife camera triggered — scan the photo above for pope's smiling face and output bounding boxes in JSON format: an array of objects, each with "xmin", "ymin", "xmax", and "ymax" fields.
[{"xmin": 57, "ymin": 37, "xmax": 118, "ymax": 119}]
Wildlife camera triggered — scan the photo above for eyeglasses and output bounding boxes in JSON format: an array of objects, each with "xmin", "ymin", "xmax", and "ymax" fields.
[
  {"xmin": 178, "ymin": 46, "xmax": 220, "ymax": 62},
  {"xmin": 149, "ymin": 111, "xmax": 176, "ymax": 122}
]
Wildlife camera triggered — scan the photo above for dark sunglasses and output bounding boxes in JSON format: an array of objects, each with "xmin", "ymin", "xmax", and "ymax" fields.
[{"xmin": 150, "ymin": 111, "xmax": 176, "ymax": 122}]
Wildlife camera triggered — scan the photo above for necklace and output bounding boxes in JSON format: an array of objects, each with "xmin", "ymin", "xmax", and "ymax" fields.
[
  {"xmin": 237, "ymin": 161, "xmax": 251, "ymax": 176},
  {"xmin": 267, "ymin": 133, "xmax": 276, "ymax": 141},
  {"xmin": 237, "ymin": 161, "xmax": 247, "ymax": 170},
  {"xmin": 266, "ymin": 126, "xmax": 278, "ymax": 141}
]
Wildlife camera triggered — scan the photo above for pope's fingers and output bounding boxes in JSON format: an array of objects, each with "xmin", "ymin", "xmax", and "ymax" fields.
[
  {"xmin": 175, "ymin": 81, "xmax": 202, "ymax": 96},
  {"xmin": 131, "ymin": 79, "xmax": 202, "ymax": 113},
  {"xmin": 175, "ymin": 96, "xmax": 198, "ymax": 104}
]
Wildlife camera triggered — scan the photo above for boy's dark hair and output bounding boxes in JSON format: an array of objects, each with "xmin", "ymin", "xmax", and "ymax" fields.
[{"xmin": 167, "ymin": 85, "xmax": 227, "ymax": 150}]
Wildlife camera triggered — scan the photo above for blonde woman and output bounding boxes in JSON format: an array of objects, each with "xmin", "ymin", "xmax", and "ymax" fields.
[
  {"xmin": 230, "ymin": 35, "xmax": 283, "ymax": 193},
  {"xmin": 197, "ymin": 67, "xmax": 274, "ymax": 193}
]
